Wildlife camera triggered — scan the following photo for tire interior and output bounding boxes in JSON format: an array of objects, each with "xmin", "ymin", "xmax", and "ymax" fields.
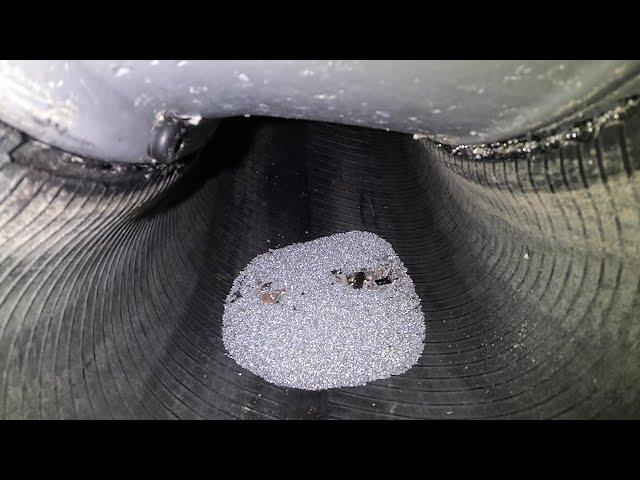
[{"xmin": 0, "ymin": 107, "xmax": 639, "ymax": 419}]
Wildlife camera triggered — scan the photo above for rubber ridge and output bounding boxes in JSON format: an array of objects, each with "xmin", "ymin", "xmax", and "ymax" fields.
[{"xmin": 0, "ymin": 104, "xmax": 638, "ymax": 419}]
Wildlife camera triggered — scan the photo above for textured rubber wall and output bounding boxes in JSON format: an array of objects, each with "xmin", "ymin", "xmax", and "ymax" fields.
[{"xmin": 0, "ymin": 107, "xmax": 638, "ymax": 419}]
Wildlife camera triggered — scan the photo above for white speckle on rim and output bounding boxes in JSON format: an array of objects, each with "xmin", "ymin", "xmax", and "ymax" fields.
[
  {"xmin": 180, "ymin": 114, "xmax": 202, "ymax": 126},
  {"xmin": 189, "ymin": 85, "xmax": 208, "ymax": 94},
  {"xmin": 112, "ymin": 66, "xmax": 130, "ymax": 77},
  {"xmin": 313, "ymin": 94, "xmax": 336, "ymax": 100}
]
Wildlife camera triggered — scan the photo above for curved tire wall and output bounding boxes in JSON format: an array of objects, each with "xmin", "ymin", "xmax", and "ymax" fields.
[{"xmin": 0, "ymin": 106, "xmax": 638, "ymax": 419}]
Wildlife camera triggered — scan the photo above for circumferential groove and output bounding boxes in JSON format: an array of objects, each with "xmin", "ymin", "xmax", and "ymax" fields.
[{"xmin": 0, "ymin": 102, "xmax": 639, "ymax": 419}]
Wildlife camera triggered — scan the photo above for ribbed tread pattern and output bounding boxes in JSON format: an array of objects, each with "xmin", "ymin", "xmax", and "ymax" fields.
[{"xmin": 0, "ymin": 110, "xmax": 638, "ymax": 419}]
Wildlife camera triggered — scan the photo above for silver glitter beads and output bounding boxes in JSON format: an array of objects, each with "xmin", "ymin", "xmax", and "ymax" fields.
[{"xmin": 222, "ymin": 231, "xmax": 426, "ymax": 390}]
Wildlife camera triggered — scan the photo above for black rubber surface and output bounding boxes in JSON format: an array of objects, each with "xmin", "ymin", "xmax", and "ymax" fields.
[{"xmin": 0, "ymin": 106, "xmax": 639, "ymax": 419}]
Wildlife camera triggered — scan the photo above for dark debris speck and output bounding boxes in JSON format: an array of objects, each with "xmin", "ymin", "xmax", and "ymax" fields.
[{"xmin": 353, "ymin": 272, "xmax": 365, "ymax": 289}]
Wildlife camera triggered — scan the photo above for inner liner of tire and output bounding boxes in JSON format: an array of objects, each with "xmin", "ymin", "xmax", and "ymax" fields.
[{"xmin": 0, "ymin": 111, "xmax": 639, "ymax": 419}]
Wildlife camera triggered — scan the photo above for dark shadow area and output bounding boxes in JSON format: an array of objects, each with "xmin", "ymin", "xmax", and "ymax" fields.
[{"xmin": 135, "ymin": 117, "xmax": 263, "ymax": 219}]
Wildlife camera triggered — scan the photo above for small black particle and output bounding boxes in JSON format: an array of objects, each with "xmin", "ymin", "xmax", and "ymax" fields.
[
  {"xmin": 229, "ymin": 291, "xmax": 243, "ymax": 303},
  {"xmin": 353, "ymin": 272, "xmax": 365, "ymax": 289}
]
